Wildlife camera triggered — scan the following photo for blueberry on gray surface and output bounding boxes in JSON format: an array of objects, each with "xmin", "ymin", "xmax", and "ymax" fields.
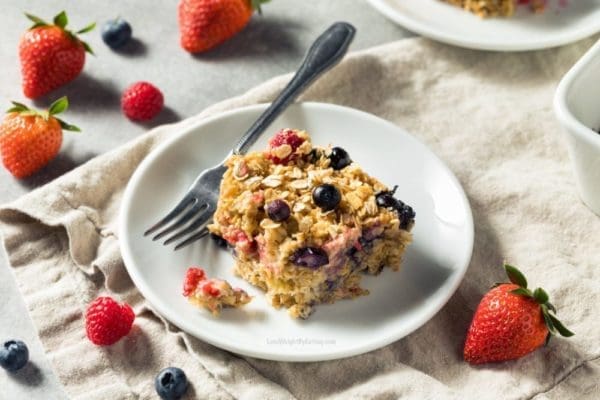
[
  {"xmin": 155, "ymin": 367, "xmax": 188, "ymax": 400},
  {"xmin": 210, "ymin": 233, "xmax": 228, "ymax": 248},
  {"xmin": 101, "ymin": 18, "xmax": 132, "ymax": 49},
  {"xmin": 0, "ymin": 340, "xmax": 29, "ymax": 372},
  {"xmin": 312, "ymin": 184, "xmax": 341, "ymax": 211},
  {"xmin": 328, "ymin": 147, "xmax": 352, "ymax": 170},
  {"xmin": 266, "ymin": 199, "xmax": 291, "ymax": 222},
  {"xmin": 290, "ymin": 247, "xmax": 329, "ymax": 268}
]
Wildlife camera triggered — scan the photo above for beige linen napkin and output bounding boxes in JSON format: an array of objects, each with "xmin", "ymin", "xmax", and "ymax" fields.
[{"xmin": 2, "ymin": 36, "xmax": 600, "ymax": 400}]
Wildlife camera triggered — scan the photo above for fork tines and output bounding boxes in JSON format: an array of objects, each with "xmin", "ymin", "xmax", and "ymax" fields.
[{"xmin": 144, "ymin": 195, "xmax": 212, "ymax": 250}]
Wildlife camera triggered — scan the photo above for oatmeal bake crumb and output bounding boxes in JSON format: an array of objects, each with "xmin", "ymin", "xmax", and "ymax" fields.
[{"xmin": 183, "ymin": 267, "xmax": 251, "ymax": 316}]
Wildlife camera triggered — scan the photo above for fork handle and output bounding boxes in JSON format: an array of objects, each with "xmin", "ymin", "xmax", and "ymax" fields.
[{"xmin": 232, "ymin": 22, "xmax": 356, "ymax": 155}]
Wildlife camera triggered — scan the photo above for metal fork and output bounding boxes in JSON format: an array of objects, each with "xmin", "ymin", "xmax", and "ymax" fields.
[{"xmin": 144, "ymin": 22, "xmax": 356, "ymax": 250}]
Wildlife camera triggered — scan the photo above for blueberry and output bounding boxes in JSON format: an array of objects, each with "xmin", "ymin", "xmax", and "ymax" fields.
[
  {"xmin": 398, "ymin": 203, "xmax": 416, "ymax": 229},
  {"xmin": 312, "ymin": 184, "xmax": 341, "ymax": 211},
  {"xmin": 376, "ymin": 192, "xmax": 397, "ymax": 208},
  {"xmin": 376, "ymin": 186, "xmax": 415, "ymax": 229},
  {"xmin": 307, "ymin": 148, "xmax": 323, "ymax": 163},
  {"xmin": 210, "ymin": 233, "xmax": 228, "ymax": 248},
  {"xmin": 328, "ymin": 147, "xmax": 352, "ymax": 170},
  {"xmin": 290, "ymin": 247, "xmax": 329, "ymax": 268},
  {"xmin": 101, "ymin": 18, "xmax": 132, "ymax": 49},
  {"xmin": 155, "ymin": 367, "xmax": 188, "ymax": 400},
  {"xmin": 0, "ymin": 340, "xmax": 29, "ymax": 372},
  {"xmin": 265, "ymin": 199, "xmax": 291, "ymax": 222},
  {"xmin": 376, "ymin": 186, "xmax": 400, "ymax": 209},
  {"xmin": 347, "ymin": 246, "xmax": 357, "ymax": 256},
  {"xmin": 358, "ymin": 236, "xmax": 370, "ymax": 247}
]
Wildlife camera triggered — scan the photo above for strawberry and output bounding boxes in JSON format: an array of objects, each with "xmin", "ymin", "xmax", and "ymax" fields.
[
  {"xmin": 464, "ymin": 264, "xmax": 574, "ymax": 364},
  {"xmin": 0, "ymin": 97, "xmax": 80, "ymax": 179},
  {"xmin": 19, "ymin": 11, "xmax": 95, "ymax": 99},
  {"xmin": 178, "ymin": 0, "xmax": 270, "ymax": 53}
]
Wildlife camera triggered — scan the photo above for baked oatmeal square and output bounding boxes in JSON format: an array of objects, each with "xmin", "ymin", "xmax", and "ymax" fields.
[{"xmin": 208, "ymin": 129, "xmax": 415, "ymax": 319}]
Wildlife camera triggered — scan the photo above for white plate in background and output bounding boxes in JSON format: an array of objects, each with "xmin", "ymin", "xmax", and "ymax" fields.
[
  {"xmin": 119, "ymin": 102, "xmax": 474, "ymax": 361},
  {"xmin": 367, "ymin": 0, "xmax": 600, "ymax": 51}
]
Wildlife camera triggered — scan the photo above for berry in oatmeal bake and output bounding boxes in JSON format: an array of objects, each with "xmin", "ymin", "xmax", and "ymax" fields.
[
  {"xmin": 208, "ymin": 129, "xmax": 415, "ymax": 319},
  {"xmin": 183, "ymin": 267, "xmax": 251, "ymax": 316}
]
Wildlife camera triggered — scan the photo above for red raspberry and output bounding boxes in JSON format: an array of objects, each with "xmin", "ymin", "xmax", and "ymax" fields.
[
  {"xmin": 183, "ymin": 267, "xmax": 206, "ymax": 296},
  {"xmin": 266, "ymin": 129, "xmax": 305, "ymax": 164},
  {"xmin": 121, "ymin": 81, "xmax": 164, "ymax": 121},
  {"xmin": 222, "ymin": 228, "xmax": 256, "ymax": 255},
  {"xmin": 85, "ymin": 296, "xmax": 135, "ymax": 346},
  {"xmin": 222, "ymin": 228, "xmax": 249, "ymax": 245},
  {"xmin": 201, "ymin": 281, "xmax": 221, "ymax": 297}
]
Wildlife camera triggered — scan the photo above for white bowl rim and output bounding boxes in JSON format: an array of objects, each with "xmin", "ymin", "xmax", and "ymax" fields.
[{"xmin": 554, "ymin": 38, "xmax": 600, "ymax": 149}]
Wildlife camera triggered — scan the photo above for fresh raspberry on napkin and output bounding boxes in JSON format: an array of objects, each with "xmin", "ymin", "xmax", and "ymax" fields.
[{"xmin": 85, "ymin": 296, "xmax": 135, "ymax": 345}]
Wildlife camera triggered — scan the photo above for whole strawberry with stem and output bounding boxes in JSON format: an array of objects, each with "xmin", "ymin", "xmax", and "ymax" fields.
[
  {"xmin": 19, "ymin": 11, "xmax": 95, "ymax": 99},
  {"xmin": 464, "ymin": 264, "xmax": 574, "ymax": 364},
  {"xmin": 0, "ymin": 97, "xmax": 80, "ymax": 179},
  {"xmin": 178, "ymin": 0, "xmax": 270, "ymax": 53}
]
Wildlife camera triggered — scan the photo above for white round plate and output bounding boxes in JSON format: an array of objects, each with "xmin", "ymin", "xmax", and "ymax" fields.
[
  {"xmin": 119, "ymin": 102, "xmax": 474, "ymax": 362},
  {"xmin": 367, "ymin": 0, "xmax": 600, "ymax": 51}
]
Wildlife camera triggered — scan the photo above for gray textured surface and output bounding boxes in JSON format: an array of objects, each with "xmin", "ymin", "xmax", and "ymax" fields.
[{"xmin": 0, "ymin": 0, "xmax": 412, "ymax": 398}]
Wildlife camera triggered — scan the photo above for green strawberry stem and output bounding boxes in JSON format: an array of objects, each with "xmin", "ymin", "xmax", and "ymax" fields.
[
  {"xmin": 24, "ymin": 11, "xmax": 96, "ymax": 55},
  {"xmin": 250, "ymin": 0, "xmax": 271, "ymax": 15},
  {"xmin": 505, "ymin": 264, "xmax": 528, "ymax": 288},
  {"xmin": 6, "ymin": 97, "xmax": 81, "ymax": 132},
  {"xmin": 503, "ymin": 264, "xmax": 574, "ymax": 338},
  {"xmin": 48, "ymin": 96, "xmax": 68, "ymax": 115},
  {"xmin": 53, "ymin": 10, "xmax": 68, "ymax": 28}
]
